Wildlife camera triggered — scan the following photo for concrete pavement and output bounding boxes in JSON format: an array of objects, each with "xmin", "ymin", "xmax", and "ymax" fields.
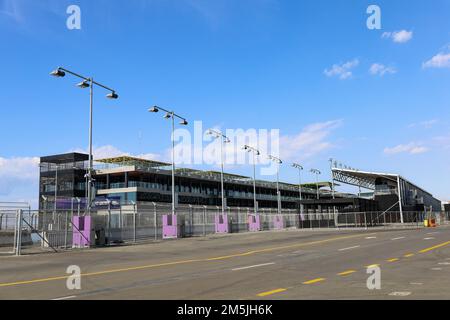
[{"xmin": 0, "ymin": 226, "xmax": 449, "ymax": 300}]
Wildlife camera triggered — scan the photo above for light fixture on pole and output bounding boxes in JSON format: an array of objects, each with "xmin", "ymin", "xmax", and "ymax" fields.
[
  {"xmin": 310, "ymin": 168, "xmax": 321, "ymax": 200},
  {"xmin": 207, "ymin": 129, "xmax": 231, "ymax": 217},
  {"xmin": 148, "ymin": 105, "xmax": 188, "ymax": 216},
  {"xmin": 292, "ymin": 163, "xmax": 304, "ymax": 214},
  {"xmin": 268, "ymin": 155, "xmax": 283, "ymax": 215},
  {"xmin": 243, "ymin": 145, "xmax": 260, "ymax": 215},
  {"xmin": 50, "ymin": 67, "xmax": 118, "ymax": 216}
]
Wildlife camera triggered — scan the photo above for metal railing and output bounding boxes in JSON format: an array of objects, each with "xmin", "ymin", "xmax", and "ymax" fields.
[{"xmin": 2, "ymin": 204, "xmax": 446, "ymax": 256}]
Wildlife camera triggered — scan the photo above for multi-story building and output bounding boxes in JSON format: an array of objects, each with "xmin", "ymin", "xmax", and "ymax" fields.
[{"xmin": 39, "ymin": 153, "xmax": 441, "ymax": 214}]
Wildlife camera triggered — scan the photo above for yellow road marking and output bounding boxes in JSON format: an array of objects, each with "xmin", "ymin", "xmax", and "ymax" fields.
[
  {"xmin": 387, "ymin": 258, "xmax": 399, "ymax": 262},
  {"xmin": 418, "ymin": 240, "xmax": 450, "ymax": 254},
  {"xmin": 0, "ymin": 232, "xmax": 376, "ymax": 288},
  {"xmin": 303, "ymin": 278, "xmax": 325, "ymax": 285},
  {"xmin": 337, "ymin": 270, "xmax": 356, "ymax": 276},
  {"xmin": 404, "ymin": 253, "xmax": 415, "ymax": 258},
  {"xmin": 257, "ymin": 288, "xmax": 287, "ymax": 297},
  {"xmin": 0, "ymin": 259, "xmax": 200, "ymax": 288},
  {"xmin": 206, "ymin": 232, "xmax": 377, "ymax": 261},
  {"xmin": 366, "ymin": 264, "xmax": 380, "ymax": 268}
]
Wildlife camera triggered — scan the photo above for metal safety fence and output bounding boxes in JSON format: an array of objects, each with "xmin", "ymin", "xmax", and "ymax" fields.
[{"xmin": 1, "ymin": 204, "xmax": 445, "ymax": 256}]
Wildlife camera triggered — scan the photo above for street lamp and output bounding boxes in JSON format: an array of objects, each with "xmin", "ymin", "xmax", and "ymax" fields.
[
  {"xmin": 50, "ymin": 67, "xmax": 118, "ymax": 216},
  {"xmin": 310, "ymin": 169, "xmax": 321, "ymax": 200},
  {"xmin": 243, "ymin": 145, "xmax": 260, "ymax": 215},
  {"xmin": 292, "ymin": 163, "xmax": 304, "ymax": 214},
  {"xmin": 207, "ymin": 129, "xmax": 230, "ymax": 217},
  {"xmin": 148, "ymin": 106, "xmax": 188, "ymax": 215},
  {"xmin": 268, "ymin": 155, "xmax": 283, "ymax": 215}
]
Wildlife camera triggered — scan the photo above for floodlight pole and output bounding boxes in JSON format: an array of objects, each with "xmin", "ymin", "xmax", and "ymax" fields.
[
  {"xmin": 207, "ymin": 129, "xmax": 230, "ymax": 216},
  {"xmin": 292, "ymin": 163, "xmax": 303, "ymax": 214},
  {"xmin": 244, "ymin": 145, "xmax": 260, "ymax": 215},
  {"xmin": 88, "ymin": 78, "xmax": 94, "ymax": 215},
  {"xmin": 311, "ymin": 169, "xmax": 321, "ymax": 200},
  {"xmin": 268, "ymin": 155, "xmax": 283, "ymax": 215},
  {"xmin": 171, "ymin": 111, "xmax": 175, "ymax": 215},
  {"xmin": 50, "ymin": 67, "xmax": 118, "ymax": 217},
  {"xmin": 148, "ymin": 106, "xmax": 188, "ymax": 216}
]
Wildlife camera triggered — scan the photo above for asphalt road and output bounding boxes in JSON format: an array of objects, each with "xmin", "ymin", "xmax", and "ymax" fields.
[{"xmin": 0, "ymin": 225, "xmax": 449, "ymax": 300}]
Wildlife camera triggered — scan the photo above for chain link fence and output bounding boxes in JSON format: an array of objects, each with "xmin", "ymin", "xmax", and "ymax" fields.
[{"xmin": 1, "ymin": 204, "xmax": 446, "ymax": 256}]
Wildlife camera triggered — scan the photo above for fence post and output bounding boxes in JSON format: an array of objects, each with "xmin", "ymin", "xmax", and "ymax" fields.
[
  {"xmin": 107, "ymin": 202, "xmax": 112, "ymax": 244},
  {"xmin": 153, "ymin": 202, "xmax": 157, "ymax": 241},
  {"xmin": 133, "ymin": 203, "xmax": 137, "ymax": 243},
  {"xmin": 64, "ymin": 211, "xmax": 69, "ymax": 249},
  {"xmin": 15, "ymin": 209, "xmax": 23, "ymax": 256},
  {"xmin": 189, "ymin": 205, "xmax": 193, "ymax": 236},
  {"xmin": 203, "ymin": 206, "xmax": 207, "ymax": 237},
  {"xmin": 364, "ymin": 212, "xmax": 368, "ymax": 230}
]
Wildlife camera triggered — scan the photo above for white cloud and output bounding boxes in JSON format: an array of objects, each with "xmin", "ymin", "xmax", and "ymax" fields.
[
  {"xmin": 382, "ymin": 30, "xmax": 413, "ymax": 43},
  {"xmin": 71, "ymin": 145, "xmax": 162, "ymax": 161},
  {"xmin": 279, "ymin": 120, "xmax": 343, "ymax": 161},
  {"xmin": 423, "ymin": 52, "xmax": 450, "ymax": 69},
  {"xmin": 384, "ymin": 143, "xmax": 429, "ymax": 155},
  {"xmin": 0, "ymin": 0, "xmax": 21, "ymax": 21},
  {"xmin": 0, "ymin": 119, "xmax": 343, "ymax": 207},
  {"xmin": 0, "ymin": 146, "xmax": 162, "ymax": 208},
  {"xmin": 324, "ymin": 59, "xmax": 359, "ymax": 80},
  {"xmin": 0, "ymin": 156, "xmax": 40, "ymax": 207},
  {"xmin": 408, "ymin": 119, "xmax": 438, "ymax": 129},
  {"xmin": 369, "ymin": 63, "xmax": 397, "ymax": 76}
]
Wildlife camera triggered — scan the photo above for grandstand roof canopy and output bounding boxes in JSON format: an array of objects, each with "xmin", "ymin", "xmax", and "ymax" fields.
[
  {"xmin": 94, "ymin": 155, "xmax": 330, "ymax": 193},
  {"xmin": 332, "ymin": 168, "xmax": 399, "ymax": 190},
  {"xmin": 96, "ymin": 156, "xmax": 171, "ymax": 168}
]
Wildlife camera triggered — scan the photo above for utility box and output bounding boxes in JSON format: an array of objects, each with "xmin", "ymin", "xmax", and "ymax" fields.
[
  {"xmin": 215, "ymin": 214, "xmax": 231, "ymax": 233},
  {"xmin": 162, "ymin": 214, "xmax": 185, "ymax": 239},
  {"xmin": 72, "ymin": 216, "xmax": 94, "ymax": 248}
]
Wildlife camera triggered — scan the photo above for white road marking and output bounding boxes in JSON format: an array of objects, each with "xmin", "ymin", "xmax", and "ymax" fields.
[
  {"xmin": 52, "ymin": 296, "xmax": 77, "ymax": 301},
  {"xmin": 365, "ymin": 237, "xmax": 377, "ymax": 239},
  {"xmin": 391, "ymin": 237, "xmax": 406, "ymax": 241},
  {"xmin": 438, "ymin": 262, "xmax": 450, "ymax": 265},
  {"xmin": 232, "ymin": 263, "xmax": 275, "ymax": 271},
  {"xmin": 431, "ymin": 268, "xmax": 442, "ymax": 271},
  {"xmin": 424, "ymin": 237, "xmax": 435, "ymax": 240},
  {"xmin": 338, "ymin": 245, "xmax": 361, "ymax": 251},
  {"xmin": 389, "ymin": 292, "xmax": 412, "ymax": 297},
  {"xmin": 426, "ymin": 232, "xmax": 439, "ymax": 235}
]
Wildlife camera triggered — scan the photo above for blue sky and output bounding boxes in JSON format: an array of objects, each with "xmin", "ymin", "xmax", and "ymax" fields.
[{"xmin": 1, "ymin": 0, "xmax": 450, "ymax": 206}]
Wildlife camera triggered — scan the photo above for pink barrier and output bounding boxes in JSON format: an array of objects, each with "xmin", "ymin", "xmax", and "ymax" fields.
[
  {"xmin": 72, "ymin": 216, "xmax": 92, "ymax": 248},
  {"xmin": 162, "ymin": 214, "xmax": 180, "ymax": 239},
  {"xmin": 248, "ymin": 214, "xmax": 262, "ymax": 232},
  {"xmin": 215, "ymin": 214, "xmax": 230, "ymax": 233},
  {"xmin": 273, "ymin": 215, "xmax": 285, "ymax": 230}
]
